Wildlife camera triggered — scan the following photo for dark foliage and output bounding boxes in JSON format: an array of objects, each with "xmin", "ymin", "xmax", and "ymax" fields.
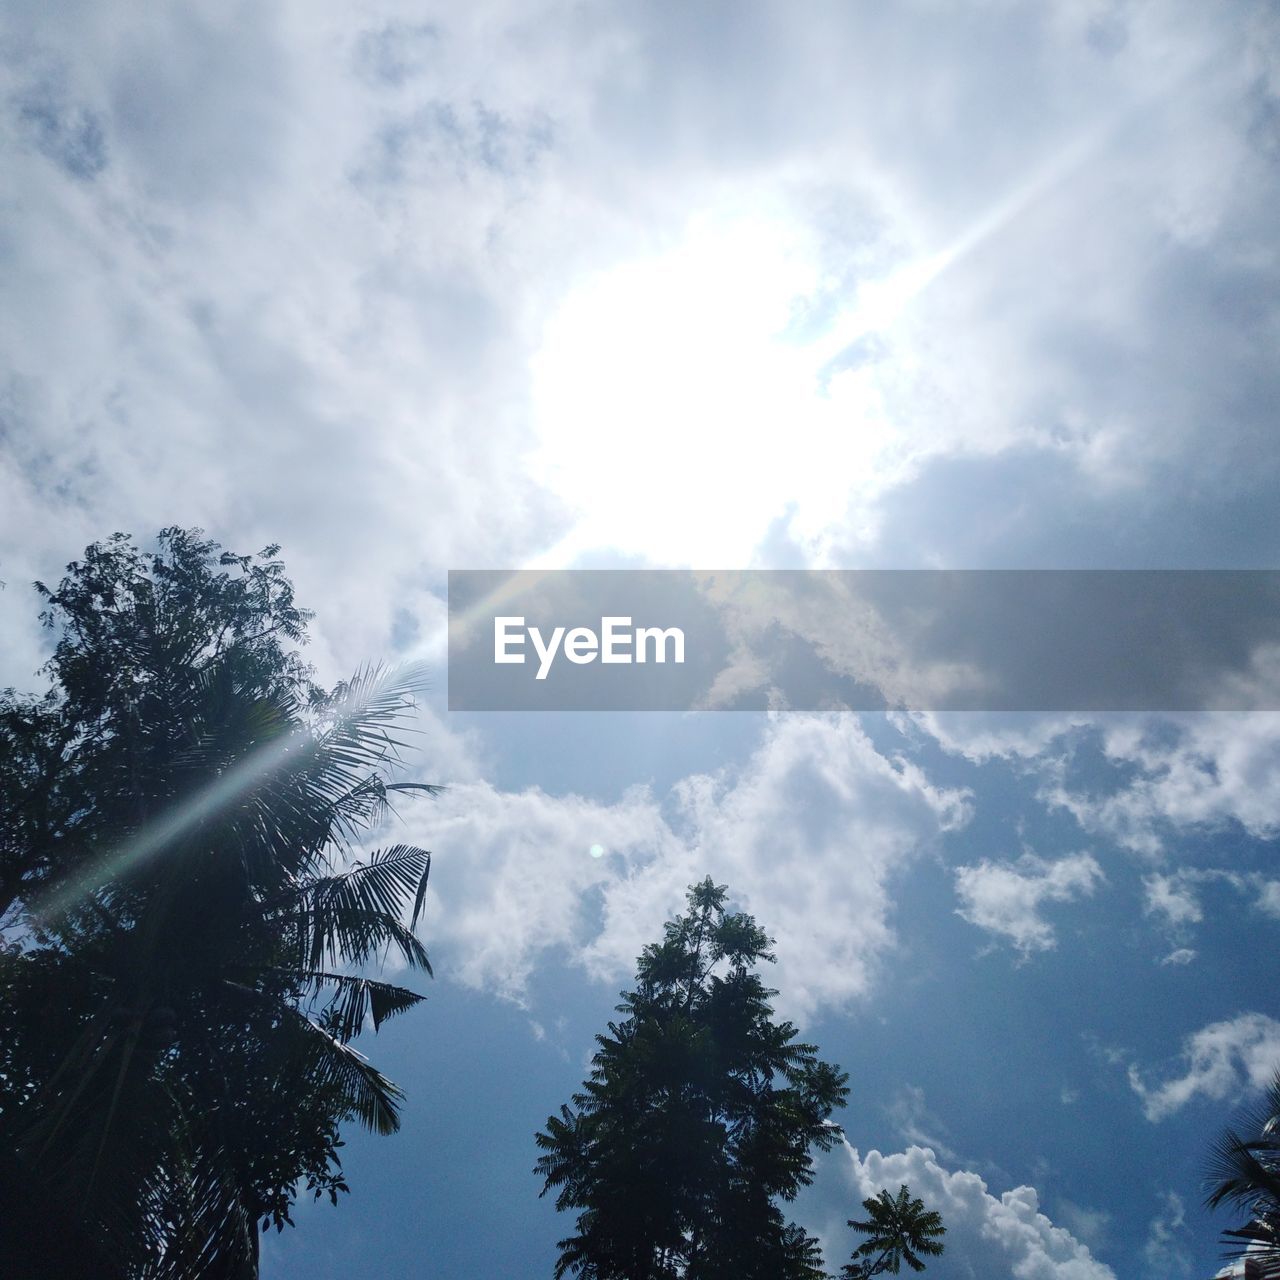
[
  {"xmin": 535, "ymin": 877, "xmax": 849, "ymax": 1280},
  {"xmin": 842, "ymin": 1184, "xmax": 946, "ymax": 1277},
  {"xmin": 0, "ymin": 528, "xmax": 437, "ymax": 1278},
  {"xmin": 1207, "ymin": 1071, "xmax": 1280, "ymax": 1277}
]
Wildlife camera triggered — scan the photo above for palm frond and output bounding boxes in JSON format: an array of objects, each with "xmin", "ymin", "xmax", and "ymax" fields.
[
  {"xmin": 1207, "ymin": 1131, "xmax": 1280, "ymax": 1213},
  {"xmin": 283, "ymin": 1007, "xmax": 405, "ymax": 1136},
  {"xmin": 304, "ymin": 665, "xmax": 429, "ymax": 808},
  {"xmin": 313, "ymin": 971, "xmax": 427, "ymax": 1041},
  {"xmin": 284, "ymin": 844, "xmax": 433, "ymax": 973},
  {"xmin": 142, "ymin": 1131, "xmax": 259, "ymax": 1280}
]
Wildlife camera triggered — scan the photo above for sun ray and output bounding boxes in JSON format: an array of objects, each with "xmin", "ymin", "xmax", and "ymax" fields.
[{"xmin": 33, "ymin": 664, "xmax": 429, "ymax": 922}]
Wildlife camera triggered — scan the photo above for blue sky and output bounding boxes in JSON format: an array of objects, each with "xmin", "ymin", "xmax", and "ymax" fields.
[{"xmin": 3, "ymin": 2, "xmax": 1280, "ymax": 1277}]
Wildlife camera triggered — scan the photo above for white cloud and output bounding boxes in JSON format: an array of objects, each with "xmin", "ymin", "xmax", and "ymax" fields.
[
  {"xmin": 1142, "ymin": 1191, "xmax": 1193, "ymax": 1280},
  {"xmin": 1138, "ymin": 867, "xmax": 1280, "ymax": 958},
  {"xmin": 886, "ymin": 1085, "xmax": 960, "ymax": 1165},
  {"xmin": 414, "ymin": 713, "xmax": 968, "ymax": 1015},
  {"xmin": 694, "ymin": 575, "xmax": 996, "ymax": 713},
  {"xmin": 1128, "ymin": 1013, "xmax": 1280, "ymax": 1121},
  {"xmin": 915, "ymin": 710, "xmax": 1280, "ymax": 870},
  {"xmin": 1254, "ymin": 880, "xmax": 1280, "ymax": 919},
  {"xmin": 0, "ymin": 1, "xmax": 587, "ymax": 687},
  {"xmin": 1141, "ymin": 868, "xmax": 1280, "ymax": 949},
  {"xmin": 1050, "ymin": 715, "xmax": 1280, "ymax": 857},
  {"xmin": 416, "ymin": 777, "xmax": 675, "ymax": 1002},
  {"xmin": 954, "ymin": 851, "xmax": 1103, "ymax": 956},
  {"xmin": 1056, "ymin": 1199, "xmax": 1111, "ymax": 1255},
  {"xmin": 1143, "ymin": 873, "xmax": 1203, "ymax": 927},
  {"xmin": 842, "ymin": 1144, "xmax": 1116, "ymax": 1280},
  {"xmin": 588, "ymin": 714, "xmax": 968, "ymax": 1018},
  {"xmin": 3, "ymin": 1, "xmax": 1278, "ymax": 695},
  {"xmin": 904, "ymin": 713, "xmax": 1092, "ymax": 766}
]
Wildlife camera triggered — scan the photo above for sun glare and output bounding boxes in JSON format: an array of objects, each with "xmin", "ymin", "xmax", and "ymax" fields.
[
  {"xmin": 529, "ymin": 217, "xmax": 900, "ymax": 566},
  {"xmin": 528, "ymin": 109, "xmax": 1138, "ymax": 571}
]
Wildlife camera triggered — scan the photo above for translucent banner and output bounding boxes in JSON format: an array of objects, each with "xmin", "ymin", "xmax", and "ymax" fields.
[{"xmin": 447, "ymin": 570, "xmax": 1280, "ymax": 711}]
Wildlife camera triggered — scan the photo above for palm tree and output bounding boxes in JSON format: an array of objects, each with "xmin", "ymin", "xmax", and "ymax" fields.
[
  {"xmin": 0, "ymin": 531, "xmax": 440, "ymax": 1277},
  {"xmin": 1206, "ymin": 1071, "xmax": 1280, "ymax": 1278},
  {"xmin": 842, "ymin": 1184, "xmax": 947, "ymax": 1278}
]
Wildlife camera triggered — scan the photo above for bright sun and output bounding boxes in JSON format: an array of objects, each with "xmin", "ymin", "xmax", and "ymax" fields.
[{"xmin": 528, "ymin": 215, "xmax": 912, "ymax": 567}]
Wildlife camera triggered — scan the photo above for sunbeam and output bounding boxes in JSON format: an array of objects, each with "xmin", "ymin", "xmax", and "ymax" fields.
[{"xmin": 33, "ymin": 663, "xmax": 430, "ymax": 922}]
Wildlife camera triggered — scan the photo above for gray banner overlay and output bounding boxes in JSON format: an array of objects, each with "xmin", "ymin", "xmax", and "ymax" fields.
[{"xmin": 447, "ymin": 570, "xmax": 1280, "ymax": 711}]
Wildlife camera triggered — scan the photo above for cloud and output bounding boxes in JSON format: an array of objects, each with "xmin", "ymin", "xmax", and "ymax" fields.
[
  {"xmin": 415, "ymin": 777, "xmax": 675, "ymax": 1002},
  {"xmin": 414, "ymin": 713, "xmax": 967, "ymax": 1015},
  {"xmin": 1056, "ymin": 1199, "xmax": 1111, "ymax": 1255},
  {"xmin": 11, "ymin": 71, "xmax": 107, "ymax": 180},
  {"xmin": 1049, "ymin": 715, "xmax": 1280, "ymax": 857},
  {"xmin": 842, "ymin": 1144, "xmax": 1116, "ymax": 1280},
  {"xmin": 1142, "ymin": 867, "xmax": 1280, "ymax": 948},
  {"xmin": 954, "ymin": 851, "xmax": 1103, "ymax": 956},
  {"xmin": 1143, "ymin": 873, "xmax": 1204, "ymax": 928},
  {"xmin": 3, "ymin": 1, "xmax": 1278, "ymax": 701},
  {"xmin": 1128, "ymin": 1013, "xmax": 1280, "ymax": 1121},
  {"xmin": 0, "ymin": 1, "xmax": 597, "ymax": 689},
  {"xmin": 904, "ymin": 712, "xmax": 1093, "ymax": 765},
  {"xmin": 920, "ymin": 713, "xmax": 1280, "ymax": 897},
  {"xmin": 1142, "ymin": 1191, "xmax": 1193, "ymax": 1280},
  {"xmin": 886, "ymin": 1085, "xmax": 960, "ymax": 1165},
  {"xmin": 807, "ymin": 0, "xmax": 1280, "ymax": 569},
  {"xmin": 1256, "ymin": 880, "xmax": 1280, "ymax": 918}
]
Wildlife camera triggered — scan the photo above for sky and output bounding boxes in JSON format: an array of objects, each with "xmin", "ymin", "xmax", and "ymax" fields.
[{"xmin": 2, "ymin": 1, "xmax": 1280, "ymax": 1277}]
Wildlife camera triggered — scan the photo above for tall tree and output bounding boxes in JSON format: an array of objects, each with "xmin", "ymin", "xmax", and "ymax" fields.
[
  {"xmin": 534, "ymin": 877, "xmax": 849, "ymax": 1280},
  {"xmin": 1206, "ymin": 1070, "xmax": 1280, "ymax": 1277},
  {"xmin": 842, "ymin": 1184, "xmax": 946, "ymax": 1277},
  {"xmin": 0, "ymin": 529, "xmax": 438, "ymax": 1279}
]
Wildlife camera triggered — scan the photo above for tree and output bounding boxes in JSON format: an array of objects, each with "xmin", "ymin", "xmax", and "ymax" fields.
[
  {"xmin": 0, "ymin": 528, "xmax": 438, "ymax": 1279},
  {"xmin": 1206, "ymin": 1070, "xmax": 1280, "ymax": 1277},
  {"xmin": 534, "ymin": 877, "xmax": 849, "ymax": 1280},
  {"xmin": 842, "ymin": 1184, "xmax": 946, "ymax": 1277},
  {"xmin": 0, "ymin": 527, "xmax": 315, "ymax": 924}
]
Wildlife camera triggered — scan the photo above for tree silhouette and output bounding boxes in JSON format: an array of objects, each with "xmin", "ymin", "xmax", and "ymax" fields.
[
  {"xmin": 1206, "ymin": 1070, "xmax": 1280, "ymax": 1277},
  {"xmin": 842, "ymin": 1184, "xmax": 946, "ymax": 1278},
  {"xmin": 0, "ymin": 529, "xmax": 438, "ymax": 1278},
  {"xmin": 535, "ymin": 877, "xmax": 849, "ymax": 1279}
]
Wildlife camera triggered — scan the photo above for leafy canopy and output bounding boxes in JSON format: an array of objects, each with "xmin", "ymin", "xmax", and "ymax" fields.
[
  {"xmin": 842, "ymin": 1184, "xmax": 947, "ymax": 1278},
  {"xmin": 0, "ymin": 528, "xmax": 438, "ymax": 1279},
  {"xmin": 535, "ymin": 877, "xmax": 850, "ymax": 1280},
  {"xmin": 1206, "ymin": 1069, "xmax": 1280, "ymax": 1275}
]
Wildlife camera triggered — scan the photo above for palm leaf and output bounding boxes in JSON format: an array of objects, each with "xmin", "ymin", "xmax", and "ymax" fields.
[
  {"xmin": 283, "ymin": 1007, "xmax": 405, "ymax": 1136},
  {"xmin": 283, "ymin": 844, "xmax": 433, "ymax": 973},
  {"xmin": 312, "ymin": 972, "xmax": 427, "ymax": 1041}
]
